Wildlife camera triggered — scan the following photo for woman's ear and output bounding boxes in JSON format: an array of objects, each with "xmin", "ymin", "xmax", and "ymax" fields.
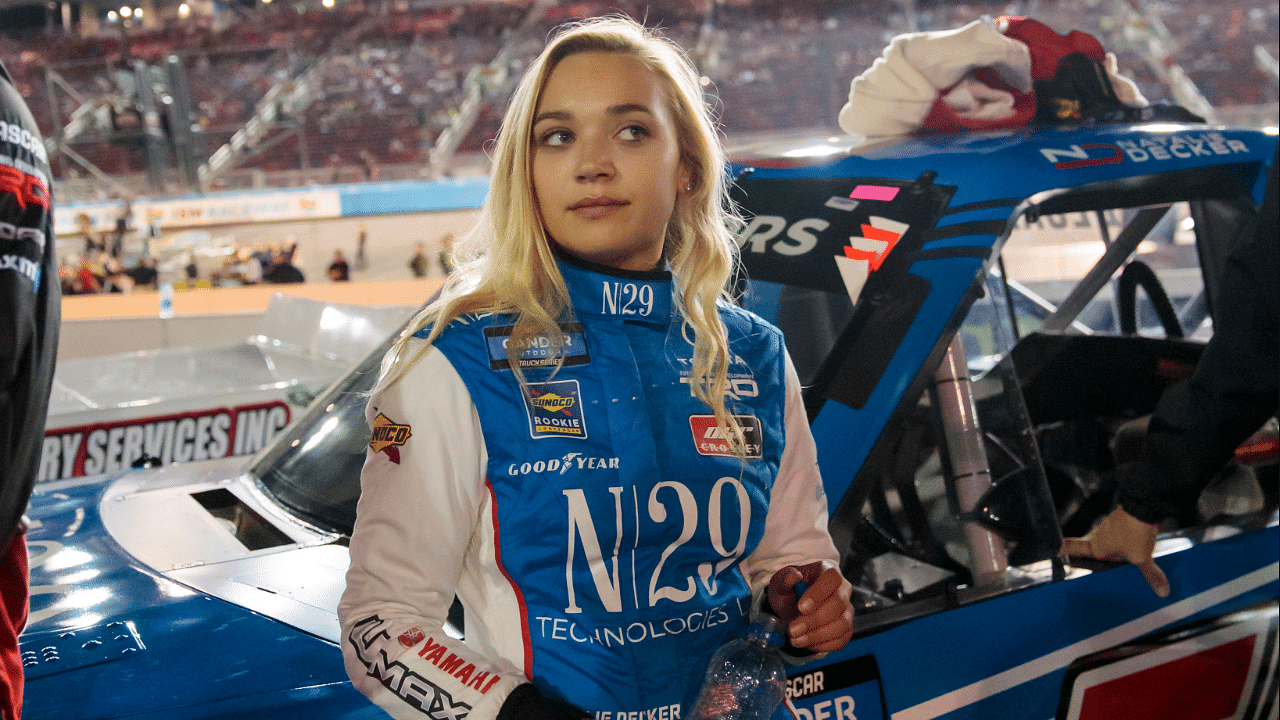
[{"xmin": 678, "ymin": 166, "xmax": 693, "ymax": 194}]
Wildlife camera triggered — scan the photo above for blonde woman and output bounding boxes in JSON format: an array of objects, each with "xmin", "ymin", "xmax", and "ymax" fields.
[{"xmin": 339, "ymin": 16, "xmax": 853, "ymax": 720}]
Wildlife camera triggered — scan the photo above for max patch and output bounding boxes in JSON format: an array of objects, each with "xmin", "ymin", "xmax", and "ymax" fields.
[
  {"xmin": 370, "ymin": 413, "xmax": 412, "ymax": 463},
  {"xmin": 525, "ymin": 380, "xmax": 587, "ymax": 439},
  {"xmin": 689, "ymin": 414, "xmax": 763, "ymax": 458},
  {"xmin": 484, "ymin": 323, "xmax": 590, "ymax": 370}
]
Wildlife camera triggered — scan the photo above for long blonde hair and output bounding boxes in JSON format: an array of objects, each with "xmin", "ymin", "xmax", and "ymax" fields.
[{"xmin": 376, "ymin": 16, "xmax": 745, "ymax": 442}]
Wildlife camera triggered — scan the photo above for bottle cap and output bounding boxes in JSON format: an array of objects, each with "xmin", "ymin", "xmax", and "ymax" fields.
[{"xmin": 750, "ymin": 614, "xmax": 785, "ymax": 645}]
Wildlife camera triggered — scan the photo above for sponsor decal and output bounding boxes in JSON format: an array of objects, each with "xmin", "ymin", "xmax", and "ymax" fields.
[
  {"xmin": 0, "ymin": 220, "xmax": 46, "ymax": 250},
  {"xmin": 39, "ymin": 401, "xmax": 290, "ymax": 482},
  {"xmin": 484, "ymin": 323, "xmax": 590, "ymax": 370},
  {"xmin": 0, "ymin": 119, "xmax": 51, "ymax": 165},
  {"xmin": 674, "ymin": 344, "xmax": 759, "ymax": 401},
  {"xmin": 1040, "ymin": 142, "xmax": 1124, "ymax": 170},
  {"xmin": 1060, "ymin": 607, "xmax": 1275, "ymax": 720},
  {"xmin": 689, "ymin": 415, "xmax": 763, "ymax": 458},
  {"xmin": 416, "ymin": 635, "xmax": 503, "ymax": 694},
  {"xmin": 788, "ymin": 655, "xmax": 888, "ymax": 720},
  {"xmin": 0, "ymin": 252, "xmax": 39, "ymax": 285},
  {"xmin": 507, "ymin": 452, "xmax": 619, "ymax": 476},
  {"xmin": 849, "ymin": 184, "xmax": 899, "ymax": 202},
  {"xmin": 1041, "ymin": 132, "xmax": 1250, "ymax": 170},
  {"xmin": 524, "ymin": 380, "xmax": 587, "ymax": 439},
  {"xmin": 348, "ymin": 616, "xmax": 475, "ymax": 718},
  {"xmin": 591, "ymin": 705, "xmax": 680, "ymax": 720},
  {"xmin": 0, "ymin": 162, "xmax": 50, "ymax": 214},
  {"xmin": 536, "ymin": 597, "xmax": 746, "ymax": 648},
  {"xmin": 370, "ymin": 413, "xmax": 412, "ymax": 464},
  {"xmin": 399, "ymin": 627, "xmax": 426, "ymax": 648}
]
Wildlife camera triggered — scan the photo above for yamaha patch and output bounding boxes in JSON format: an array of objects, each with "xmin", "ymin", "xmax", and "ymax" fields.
[
  {"xmin": 524, "ymin": 380, "xmax": 588, "ymax": 439},
  {"xmin": 398, "ymin": 627, "xmax": 425, "ymax": 648},
  {"xmin": 370, "ymin": 413, "xmax": 412, "ymax": 463},
  {"xmin": 485, "ymin": 323, "xmax": 590, "ymax": 370}
]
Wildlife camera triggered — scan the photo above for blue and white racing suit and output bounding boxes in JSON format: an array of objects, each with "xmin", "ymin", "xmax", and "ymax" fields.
[{"xmin": 340, "ymin": 253, "xmax": 839, "ymax": 720}]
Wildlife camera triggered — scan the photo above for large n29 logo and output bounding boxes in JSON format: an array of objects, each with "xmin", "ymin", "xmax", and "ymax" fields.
[{"xmin": 562, "ymin": 478, "xmax": 753, "ymax": 614}]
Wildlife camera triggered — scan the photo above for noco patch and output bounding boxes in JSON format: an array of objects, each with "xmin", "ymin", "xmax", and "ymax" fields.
[
  {"xmin": 370, "ymin": 413, "xmax": 412, "ymax": 463},
  {"xmin": 524, "ymin": 380, "xmax": 587, "ymax": 439},
  {"xmin": 484, "ymin": 323, "xmax": 590, "ymax": 370},
  {"xmin": 689, "ymin": 414, "xmax": 763, "ymax": 458}
]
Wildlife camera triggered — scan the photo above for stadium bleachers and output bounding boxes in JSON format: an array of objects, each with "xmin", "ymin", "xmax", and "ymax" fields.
[{"xmin": 3, "ymin": 0, "xmax": 1275, "ymax": 198}]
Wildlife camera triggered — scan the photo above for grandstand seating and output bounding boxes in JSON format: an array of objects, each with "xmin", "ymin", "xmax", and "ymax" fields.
[{"xmin": 2, "ymin": 0, "xmax": 1275, "ymax": 198}]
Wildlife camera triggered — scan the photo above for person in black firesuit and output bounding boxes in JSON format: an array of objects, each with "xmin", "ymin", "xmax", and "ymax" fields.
[
  {"xmin": 0, "ymin": 60, "xmax": 61, "ymax": 720},
  {"xmin": 1064, "ymin": 148, "xmax": 1278, "ymax": 597}
]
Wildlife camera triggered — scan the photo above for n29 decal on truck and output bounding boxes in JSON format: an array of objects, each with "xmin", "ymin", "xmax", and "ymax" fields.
[{"xmin": 40, "ymin": 401, "xmax": 290, "ymax": 482}]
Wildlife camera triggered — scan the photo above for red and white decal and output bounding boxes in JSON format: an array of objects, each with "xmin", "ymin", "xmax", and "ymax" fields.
[
  {"xmin": 689, "ymin": 414, "xmax": 763, "ymax": 458},
  {"xmin": 398, "ymin": 627, "xmax": 425, "ymax": 648},
  {"xmin": 1063, "ymin": 608, "xmax": 1275, "ymax": 720},
  {"xmin": 39, "ymin": 400, "xmax": 290, "ymax": 482},
  {"xmin": 835, "ymin": 215, "xmax": 909, "ymax": 303}
]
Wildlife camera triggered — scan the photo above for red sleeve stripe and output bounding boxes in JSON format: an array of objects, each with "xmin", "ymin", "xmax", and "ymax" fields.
[{"xmin": 485, "ymin": 478, "xmax": 534, "ymax": 680}]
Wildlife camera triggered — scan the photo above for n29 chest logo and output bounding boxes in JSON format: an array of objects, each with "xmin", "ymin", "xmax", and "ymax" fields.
[{"xmin": 561, "ymin": 477, "xmax": 759, "ymax": 614}]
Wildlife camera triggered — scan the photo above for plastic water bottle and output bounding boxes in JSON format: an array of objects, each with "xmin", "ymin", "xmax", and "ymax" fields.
[
  {"xmin": 158, "ymin": 282, "xmax": 174, "ymax": 319},
  {"xmin": 687, "ymin": 613, "xmax": 788, "ymax": 720}
]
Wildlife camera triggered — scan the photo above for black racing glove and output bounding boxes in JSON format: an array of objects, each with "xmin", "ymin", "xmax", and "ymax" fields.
[{"xmin": 497, "ymin": 683, "xmax": 591, "ymax": 720}]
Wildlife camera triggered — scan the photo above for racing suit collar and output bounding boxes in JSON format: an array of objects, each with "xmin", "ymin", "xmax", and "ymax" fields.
[{"xmin": 555, "ymin": 250, "xmax": 674, "ymax": 324}]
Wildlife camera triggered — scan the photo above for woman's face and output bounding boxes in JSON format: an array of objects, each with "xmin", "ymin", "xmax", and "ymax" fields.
[{"xmin": 531, "ymin": 51, "xmax": 689, "ymax": 272}]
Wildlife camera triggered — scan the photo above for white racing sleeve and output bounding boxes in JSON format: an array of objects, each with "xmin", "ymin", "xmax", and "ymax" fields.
[
  {"xmin": 339, "ymin": 341, "xmax": 527, "ymax": 720},
  {"xmin": 739, "ymin": 352, "xmax": 841, "ymax": 611}
]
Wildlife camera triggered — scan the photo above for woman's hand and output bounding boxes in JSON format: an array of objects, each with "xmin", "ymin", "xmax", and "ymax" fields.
[{"xmin": 766, "ymin": 561, "xmax": 854, "ymax": 653}]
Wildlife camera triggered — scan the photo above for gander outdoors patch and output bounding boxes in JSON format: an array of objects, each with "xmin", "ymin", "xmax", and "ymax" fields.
[
  {"xmin": 525, "ymin": 380, "xmax": 587, "ymax": 439},
  {"xmin": 370, "ymin": 413, "xmax": 412, "ymax": 463},
  {"xmin": 484, "ymin": 323, "xmax": 590, "ymax": 370}
]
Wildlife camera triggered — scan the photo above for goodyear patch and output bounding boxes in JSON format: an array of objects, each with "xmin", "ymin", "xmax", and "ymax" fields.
[
  {"xmin": 484, "ymin": 323, "xmax": 590, "ymax": 370},
  {"xmin": 525, "ymin": 380, "xmax": 587, "ymax": 439},
  {"xmin": 370, "ymin": 413, "xmax": 412, "ymax": 464}
]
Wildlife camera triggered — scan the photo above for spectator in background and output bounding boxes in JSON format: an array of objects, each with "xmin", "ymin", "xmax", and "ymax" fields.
[
  {"xmin": 59, "ymin": 258, "xmax": 83, "ymax": 295},
  {"xmin": 126, "ymin": 256, "xmax": 159, "ymax": 290},
  {"xmin": 328, "ymin": 249, "xmax": 351, "ymax": 282},
  {"xmin": 1, "ymin": 58, "xmax": 61, "ymax": 720},
  {"xmin": 251, "ymin": 243, "xmax": 272, "ymax": 273},
  {"xmin": 359, "ymin": 149, "xmax": 378, "ymax": 181},
  {"xmin": 110, "ymin": 199, "xmax": 130, "ymax": 258},
  {"xmin": 408, "ymin": 240, "xmax": 429, "ymax": 278},
  {"xmin": 77, "ymin": 256, "xmax": 102, "ymax": 294},
  {"xmin": 263, "ymin": 248, "xmax": 305, "ymax": 284},
  {"xmin": 240, "ymin": 247, "xmax": 263, "ymax": 285},
  {"xmin": 355, "ymin": 223, "xmax": 369, "ymax": 271},
  {"xmin": 76, "ymin": 212, "xmax": 102, "ymax": 256},
  {"xmin": 143, "ymin": 210, "xmax": 161, "ymax": 257},
  {"xmin": 437, "ymin": 231, "xmax": 457, "ymax": 275},
  {"xmin": 101, "ymin": 256, "xmax": 133, "ymax": 293}
]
